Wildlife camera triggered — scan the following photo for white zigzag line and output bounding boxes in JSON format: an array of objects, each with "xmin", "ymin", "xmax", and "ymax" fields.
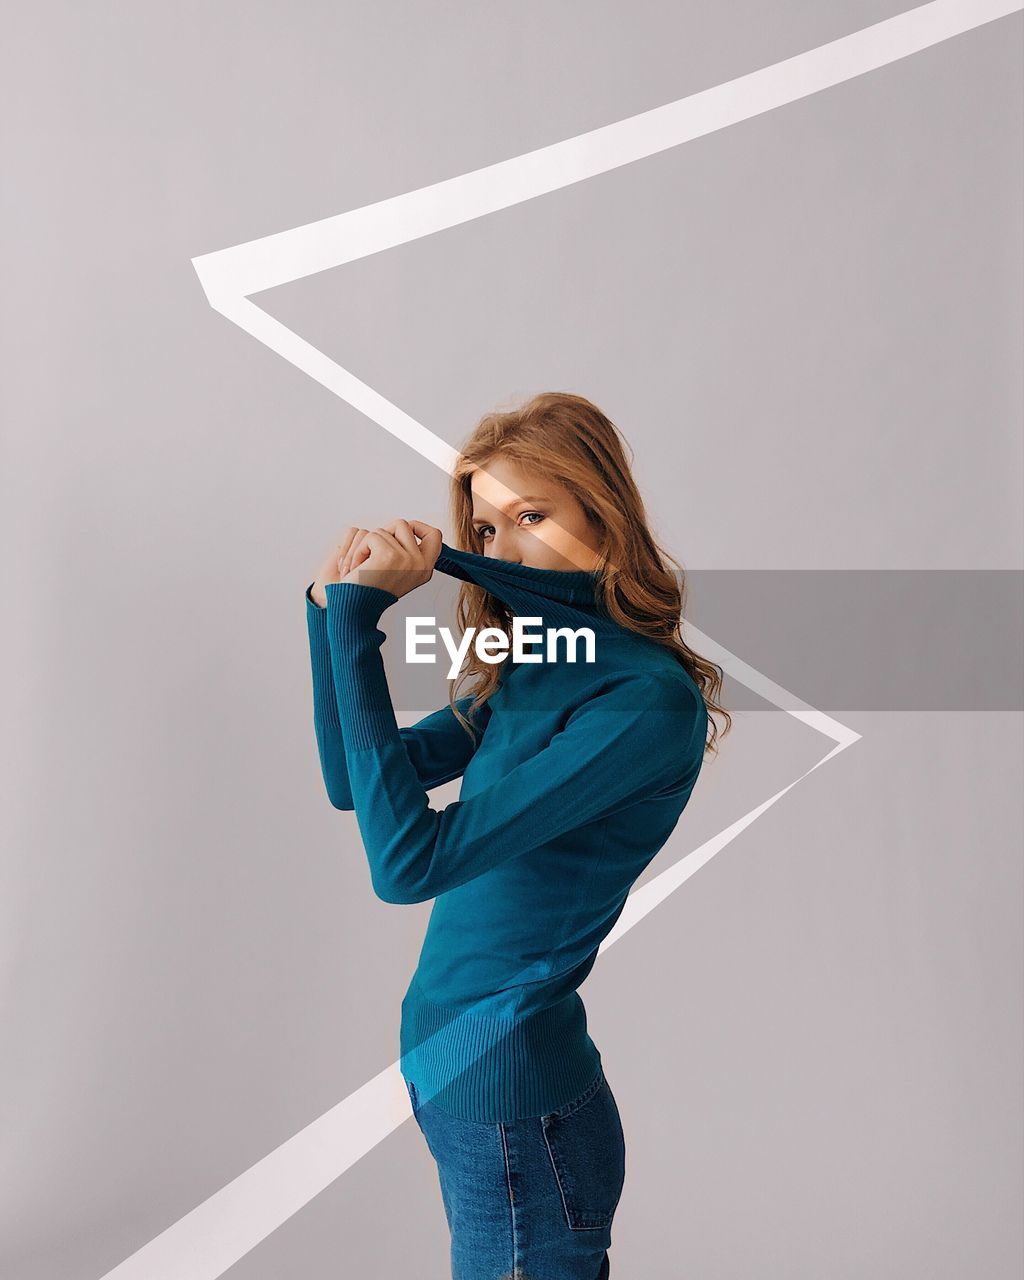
[{"xmin": 97, "ymin": 3, "xmax": 1017, "ymax": 1277}]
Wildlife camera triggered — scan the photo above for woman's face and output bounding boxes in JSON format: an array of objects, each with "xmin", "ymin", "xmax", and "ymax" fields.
[{"xmin": 469, "ymin": 457, "xmax": 604, "ymax": 572}]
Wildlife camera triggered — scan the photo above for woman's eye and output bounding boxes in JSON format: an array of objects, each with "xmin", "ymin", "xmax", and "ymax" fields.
[{"xmin": 476, "ymin": 513, "xmax": 542, "ymax": 541}]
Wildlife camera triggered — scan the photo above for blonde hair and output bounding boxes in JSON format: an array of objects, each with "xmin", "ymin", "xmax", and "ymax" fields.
[{"xmin": 444, "ymin": 391, "xmax": 730, "ymax": 757}]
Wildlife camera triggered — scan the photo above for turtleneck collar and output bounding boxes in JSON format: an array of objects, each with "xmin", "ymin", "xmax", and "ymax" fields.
[{"xmin": 432, "ymin": 541, "xmax": 634, "ymax": 641}]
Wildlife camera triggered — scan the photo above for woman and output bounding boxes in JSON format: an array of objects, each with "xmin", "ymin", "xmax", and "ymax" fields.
[{"xmin": 305, "ymin": 392, "xmax": 729, "ymax": 1280}]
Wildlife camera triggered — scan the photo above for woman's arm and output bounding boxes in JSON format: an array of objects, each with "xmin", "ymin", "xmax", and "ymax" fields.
[
  {"xmin": 306, "ymin": 583, "xmax": 489, "ymax": 808},
  {"xmin": 324, "ymin": 580, "xmax": 706, "ymax": 904}
]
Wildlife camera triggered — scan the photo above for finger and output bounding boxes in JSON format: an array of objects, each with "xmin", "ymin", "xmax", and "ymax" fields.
[
  {"xmin": 404, "ymin": 521, "xmax": 443, "ymax": 566},
  {"xmin": 368, "ymin": 527, "xmax": 404, "ymax": 552},
  {"xmin": 320, "ymin": 528, "xmax": 357, "ymax": 579},
  {"xmin": 389, "ymin": 519, "xmax": 421, "ymax": 556},
  {"xmin": 340, "ymin": 529, "xmax": 367, "ymax": 574},
  {"xmin": 346, "ymin": 530, "xmax": 389, "ymax": 576},
  {"xmin": 337, "ymin": 527, "xmax": 360, "ymax": 559},
  {"xmin": 351, "ymin": 528, "xmax": 395, "ymax": 566},
  {"xmin": 403, "ymin": 520, "xmax": 441, "ymax": 539},
  {"xmin": 379, "ymin": 519, "xmax": 439, "ymax": 566},
  {"xmin": 331, "ymin": 528, "xmax": 359, "ymax": 568}
]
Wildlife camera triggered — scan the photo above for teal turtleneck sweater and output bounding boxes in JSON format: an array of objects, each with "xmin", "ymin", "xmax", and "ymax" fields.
[{"xmin": 305, "ymin": 542, "xmax": 708, "ymax": 1122}]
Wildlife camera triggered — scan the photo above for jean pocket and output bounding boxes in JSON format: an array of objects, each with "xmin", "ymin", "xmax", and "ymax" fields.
[
  {"xmin": 541, "ymin": 1072, "xmax": 625, "ymax": 1231},
  {"xmin": 405, "ymin": 1078, "xmax": 419, "ymax": 1117}
]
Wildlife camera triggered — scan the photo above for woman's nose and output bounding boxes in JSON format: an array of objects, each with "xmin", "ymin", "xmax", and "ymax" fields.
[
  {"xmin": 488, "ymin": 535, "xmax": 519, "ymax": 565},
  {"xmin": 490, "ymin": 537, "xmax": 520, "ymax": 564}
]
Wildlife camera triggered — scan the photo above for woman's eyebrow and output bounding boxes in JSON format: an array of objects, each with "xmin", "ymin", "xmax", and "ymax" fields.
[{"xmin": 472, "ymin": 496, "xmax": 550, "ymax": 522}]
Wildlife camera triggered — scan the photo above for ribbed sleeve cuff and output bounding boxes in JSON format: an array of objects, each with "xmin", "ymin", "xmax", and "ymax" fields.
[
  {"xmin": 324, "ymin": 581, "xmax": 402, "ymax": 750},
  {"xmin": 305, "ymin": 582, "xmax": 340, "ymax": 730}
]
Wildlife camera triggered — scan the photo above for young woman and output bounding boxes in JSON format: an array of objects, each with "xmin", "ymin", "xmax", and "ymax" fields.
[{"xmin": 306, "ymin": 392, "xmax": 729, "ymax": 1280}]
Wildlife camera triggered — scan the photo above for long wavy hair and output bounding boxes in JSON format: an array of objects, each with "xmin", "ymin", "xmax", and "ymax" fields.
[{"xmin": 445, "ymin": 391, "xmax": 730, "ymax": 757}]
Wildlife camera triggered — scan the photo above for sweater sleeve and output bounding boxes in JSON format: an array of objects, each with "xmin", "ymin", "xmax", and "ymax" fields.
[
  {"xmin": 324, "ymin": 580, "xmax": 706, "ymax": 905},
  {"xmin": 306, "ymin": 582, "xmax": 489, "ymax": 809}
]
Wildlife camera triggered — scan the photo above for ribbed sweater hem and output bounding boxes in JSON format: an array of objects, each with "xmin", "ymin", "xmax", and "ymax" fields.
[{"xmin": 399, "ymin": 975, "xmax": 602, "ymax": 1122}]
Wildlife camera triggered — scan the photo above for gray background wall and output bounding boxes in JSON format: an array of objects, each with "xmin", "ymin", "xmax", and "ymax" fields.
[{"xmin": 2, "ymin": 2, "xmax": 1021, "ymax": 1277}]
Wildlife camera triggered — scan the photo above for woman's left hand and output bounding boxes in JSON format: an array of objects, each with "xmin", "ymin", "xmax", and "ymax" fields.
[{"xmin": 339, "ymin": 519, "xmax": 443, "ymax": 600}]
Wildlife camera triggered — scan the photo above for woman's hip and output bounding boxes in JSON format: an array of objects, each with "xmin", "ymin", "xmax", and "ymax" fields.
[{"xmin": 406, "ymin": 1066, "xmax": 625, "ymax": 1279}]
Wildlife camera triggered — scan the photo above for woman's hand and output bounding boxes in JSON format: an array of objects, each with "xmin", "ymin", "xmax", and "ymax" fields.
[{"xmin": 310, "ymin": 520, "xmax": 442, "ymax": 606}]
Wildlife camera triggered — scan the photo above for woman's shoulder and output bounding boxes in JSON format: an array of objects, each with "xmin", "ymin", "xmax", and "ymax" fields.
[
  {"xmin": 561, "ymin": 669, "xmax": 706, "ymax": 773},
  {"xmin": 577, "ymin": 663, "xmax": 704, "ymax": 723},
  {"xmin": 606, "ymin": 639, "xmax": 703, "ymax": 701},
  {"xmin": 628, "ymin": 667, "xmax": 705, "ymax": 725}
]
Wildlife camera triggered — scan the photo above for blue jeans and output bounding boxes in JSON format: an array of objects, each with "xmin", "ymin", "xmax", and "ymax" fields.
[{"xmin": 406, "ymin": 1065, "xmax": 625, "ymax": 1280}]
